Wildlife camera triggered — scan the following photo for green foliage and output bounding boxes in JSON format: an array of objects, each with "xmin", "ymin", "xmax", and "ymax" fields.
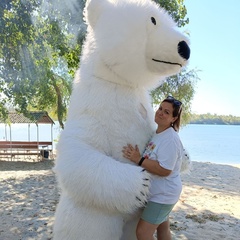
[
  {"xmin": 151, "ymin": 69, "xmax": 199, "ymax": 125},
  {"xmin": 155, "ymin": 0, "xmax": 189, "ymax": 27}
]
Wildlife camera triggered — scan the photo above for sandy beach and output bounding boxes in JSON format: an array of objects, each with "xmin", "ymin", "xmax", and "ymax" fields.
[{"xmin": 0, "ymin": 159, "xmax": 239, "ymax": 240}]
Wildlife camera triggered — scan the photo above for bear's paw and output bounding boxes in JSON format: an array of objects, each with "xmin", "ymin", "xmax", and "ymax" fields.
[{"xmin": 135, "ymin": 169, "xmax": 151, "ymax": 208}]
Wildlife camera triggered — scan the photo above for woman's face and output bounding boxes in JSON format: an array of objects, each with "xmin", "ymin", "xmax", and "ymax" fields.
[{"xmin": 155, "ymin": 102, "xmax": 177, "ymax": 128}]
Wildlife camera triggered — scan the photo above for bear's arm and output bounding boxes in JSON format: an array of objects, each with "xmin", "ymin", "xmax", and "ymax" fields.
[{"xmin": 54, "ymin": 131, "xmax": 151, "ymax": 214}]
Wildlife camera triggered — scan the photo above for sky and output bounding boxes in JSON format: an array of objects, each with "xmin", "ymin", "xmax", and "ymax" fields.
[{"xmin": 183, "ymin": 0, "xmax": 240, "ymax": 116}]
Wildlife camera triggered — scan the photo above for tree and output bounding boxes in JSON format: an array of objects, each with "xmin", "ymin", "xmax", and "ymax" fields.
[
  {"xmin": 0, "ymin": 0, "xmax": 37, "ymax": 119},
  {"xmin": 156, "ymin": 0, "xmax": 189, "ymax": 27},
  {"xmin": 0, "ymin": 0, "xmax": 83, "ymax": 128},
  {"xmin": 151, "ymin": 69, "xmax": 199, "ymax": 125}
]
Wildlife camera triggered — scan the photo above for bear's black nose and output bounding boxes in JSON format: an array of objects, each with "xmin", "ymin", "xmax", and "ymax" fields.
[{"xmin": 178, "ymin": 41, "xmax": 190, "ymax": 60}]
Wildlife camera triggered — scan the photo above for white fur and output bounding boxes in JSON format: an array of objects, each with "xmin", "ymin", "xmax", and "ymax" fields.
[
  {"xmin": 181, "ymin": 148, "xmax": 192, "ymax": 173},
  {"xmin": 53, "ymin": 0, "xmax": 190, "ymax": 239}
]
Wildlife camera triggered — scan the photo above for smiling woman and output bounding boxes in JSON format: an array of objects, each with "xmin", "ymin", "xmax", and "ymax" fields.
[{"xmin": 122, "ymin": 95, "xmax": 185, "ymax": 240}]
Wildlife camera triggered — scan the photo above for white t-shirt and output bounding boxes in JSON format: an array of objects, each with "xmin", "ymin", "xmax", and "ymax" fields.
[{"xmin": 142, "ymin": 127, "xmax": 183, "ymax": 204}]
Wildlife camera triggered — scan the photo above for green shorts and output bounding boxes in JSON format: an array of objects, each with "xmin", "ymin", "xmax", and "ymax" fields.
[{"xmin": 141, "ymin": 201, "xmax": 175, "ymax": 225}]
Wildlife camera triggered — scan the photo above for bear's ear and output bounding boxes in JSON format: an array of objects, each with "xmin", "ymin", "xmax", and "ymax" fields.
[{"xmin": 84, "ymin": 0, "xmax": 105, "ymax": 28}]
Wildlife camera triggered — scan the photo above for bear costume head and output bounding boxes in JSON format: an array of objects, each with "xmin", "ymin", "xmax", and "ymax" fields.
[
  {"xmin": 81, "ymin": 0, "xmax": 190, "ymax": 88},
  {"xmin": 53, "ymin": 1, "xmax": 190, "ymax": 240}
]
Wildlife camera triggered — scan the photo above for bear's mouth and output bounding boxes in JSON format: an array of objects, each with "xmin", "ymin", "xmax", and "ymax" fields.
[{"xmin": 152, "ymin": 59, "xmax": 182, "ymax": 67}]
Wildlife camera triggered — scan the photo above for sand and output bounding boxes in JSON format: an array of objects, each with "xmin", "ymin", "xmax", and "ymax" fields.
[{"xmin": 0, "ymin": 160, "xmax": 239, "ymax": 240}]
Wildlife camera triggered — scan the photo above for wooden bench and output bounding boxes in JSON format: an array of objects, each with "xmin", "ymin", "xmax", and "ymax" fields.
[{"xmin": 0, "ymin": 141, "xmax": 53, "ymax": 161}]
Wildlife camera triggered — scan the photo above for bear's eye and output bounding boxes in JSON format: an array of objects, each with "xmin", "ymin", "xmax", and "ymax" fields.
[{"xmin": 151, "ymin": 17, "xmax": 156, "ymax": 25}]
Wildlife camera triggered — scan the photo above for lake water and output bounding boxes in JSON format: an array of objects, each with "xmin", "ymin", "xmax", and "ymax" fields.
[
  {"xmin": 0, "ymin": 123, "xmax": 239, "ymax": 165},
  {"xmin": 179, "ymin": 124, "xmax": 240, "ymax": 165}
]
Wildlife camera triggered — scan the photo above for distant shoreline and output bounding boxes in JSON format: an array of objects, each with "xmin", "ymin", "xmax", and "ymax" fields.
[{"xmin": 190, "ymin": 113, "xmax": 240, "ymax": 125}]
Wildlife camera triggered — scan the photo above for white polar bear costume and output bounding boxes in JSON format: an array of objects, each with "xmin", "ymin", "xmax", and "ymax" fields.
[{"xmin": 53, "ymin": 0, "xmax": 190, "ymax": 239}]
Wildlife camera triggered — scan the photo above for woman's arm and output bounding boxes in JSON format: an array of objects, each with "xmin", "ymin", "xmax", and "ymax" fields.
[{"xmin": 122, "ymin": 144, "xmax": 172, "ymax": 177}]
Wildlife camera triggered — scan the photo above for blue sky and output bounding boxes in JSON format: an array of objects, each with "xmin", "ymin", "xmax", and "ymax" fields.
[{"xmin": 183, "ymin": 0, "xmax": 240, "ymax": 116}]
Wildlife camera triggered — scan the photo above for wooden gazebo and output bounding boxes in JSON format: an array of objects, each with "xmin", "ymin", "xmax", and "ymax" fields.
[{"xmin": 0, "ymin": 111, "xmax": 55, "ymax": 161}]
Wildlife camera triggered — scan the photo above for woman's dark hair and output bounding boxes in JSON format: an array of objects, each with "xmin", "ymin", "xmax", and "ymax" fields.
[{"xmin": 162, "ymin": 96, "xmax": 182, "ymax": 132}]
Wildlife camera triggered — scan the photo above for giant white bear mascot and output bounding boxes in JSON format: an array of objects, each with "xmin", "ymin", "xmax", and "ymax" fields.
[{"xmin": 53, "ymin": 0, "xmax": 190, "ymax": 239}]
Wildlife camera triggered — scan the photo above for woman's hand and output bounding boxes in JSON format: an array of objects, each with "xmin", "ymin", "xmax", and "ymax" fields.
[{"xmin": 122, "ymin": 144, "xmax": 141, "ymax": 164}]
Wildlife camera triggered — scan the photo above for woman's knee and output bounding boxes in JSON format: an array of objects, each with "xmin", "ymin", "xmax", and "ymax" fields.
[
  {"xmin": 136, "ymin": 225, "xmax": 145, "ymax": 239},
  {"xmin": 157, "ymin": 220, "xmax": 171, "ymax": 240},
  {"xmin": 136, "ymin": 220, "xmax": 156, "ymax": 240}
]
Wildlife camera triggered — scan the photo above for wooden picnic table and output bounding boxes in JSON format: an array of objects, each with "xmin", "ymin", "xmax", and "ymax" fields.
[{"xmin": 0, "ymin": 141, "xmax": 53, "ymax": 161}]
